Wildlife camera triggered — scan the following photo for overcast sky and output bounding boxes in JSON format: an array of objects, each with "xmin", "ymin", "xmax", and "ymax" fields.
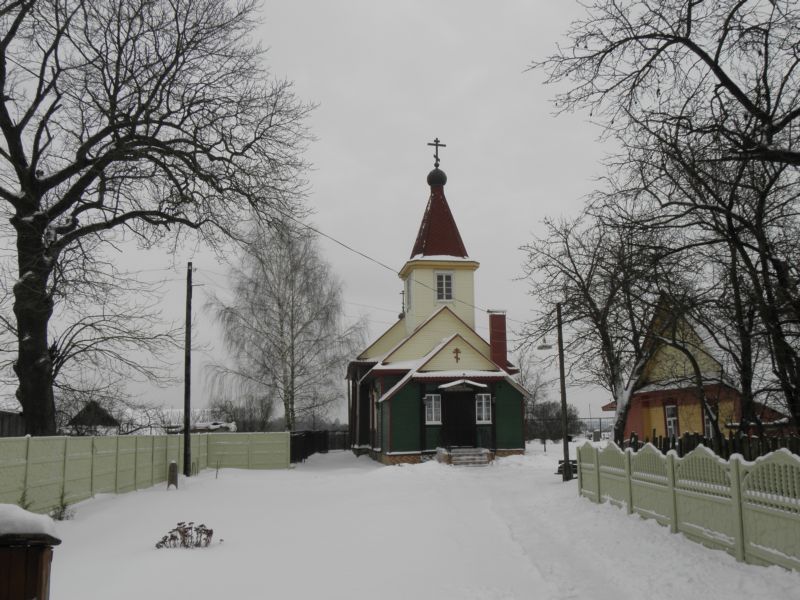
[{"xmin": 114, "ymin": 1, "xmax": 614, "ymax": 420}]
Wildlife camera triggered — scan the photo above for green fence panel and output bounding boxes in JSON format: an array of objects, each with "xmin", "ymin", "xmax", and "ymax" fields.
[
  {"xmin": 116, "ymin": 437, "xmax": 137, "ymax": 493},
  {"xmin": 25, "ymin": 437, "xmax": 66, "ymax": 513},
  {"xmin": 1, "ymin": 432, "xmax": 291, "ymax": 514},
  {"xmin": 0, "ymin": 437, "xmax": 28, "ymax": 505},
  {"xmin": 598, "ymin": 443, "xmax": 628, "ymax": 508},
  {"xmin": 92, "ymin": 437, "xmax": 117, "ymax": 494},
  {"xmin": 630, "ymin": 444, "xmax": 673, "ymax": 527},
  {"xmin": 740, "ymin": 449, "xmax": 800, "ymax": 570},
  {"xmin": 248, "ymin": 433, "xmax": 290, "ymax": 469},
  {"xmin": 133, "ymin": 437, "xmax": 152, "ymax": 490},
  {"xmin": 206, "ymin": 432, "xmax": 289, "ymax": 469},
  {"xmin": 673, "ymin": 445, "xmax": 737, "ymax": 555},
  {"xmin": 63, "ymin": 437, "xmax": 93, "ymax": 506},
  {"xmin": 152, "ymin": 436, "xmax": 168, "ymax": 485},
  {"xmin": 577, "ymin": 443, "xmax": 598, "ymax": 501}
]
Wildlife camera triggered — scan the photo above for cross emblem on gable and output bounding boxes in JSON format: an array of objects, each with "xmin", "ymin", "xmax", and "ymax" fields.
[{"xmin": 452, "ymin": 347, "xmax": 461, "ymax": 363}]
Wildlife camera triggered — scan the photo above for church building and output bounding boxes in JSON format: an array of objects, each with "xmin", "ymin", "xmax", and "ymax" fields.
[{"xmin": 347, "ymin": 145, "xmax": 528, "ymax": 465}]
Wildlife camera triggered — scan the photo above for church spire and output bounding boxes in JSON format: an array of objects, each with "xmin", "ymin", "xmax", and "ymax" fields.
[{"xmin": 410, "ymin": 138, "xmax": 468, "ymax": 258}]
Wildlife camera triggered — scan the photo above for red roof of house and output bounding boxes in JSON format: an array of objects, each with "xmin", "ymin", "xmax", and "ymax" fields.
[{"xmin": 410, "ymin": 169, "xmax": 468, "ymax": 258}]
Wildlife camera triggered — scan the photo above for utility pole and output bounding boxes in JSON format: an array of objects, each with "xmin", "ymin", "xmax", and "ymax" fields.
[
  {"xmin": 184, "ymin": 261, "xmax": 192, "ymax": 477},
  {"xmin": 557, "ymin": 302, "xmax": 573, "ymax": 482}
]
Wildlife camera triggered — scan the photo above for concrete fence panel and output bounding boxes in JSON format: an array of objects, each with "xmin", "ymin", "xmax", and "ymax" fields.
[
  {"xmin": 26, "ymin": 438, "xmax": 66, "ymax": 513},
  {"xmin": 92, "ymin": 437, "xmax": 118, "ymax": 494},
  {"xmin": 630, "ymin": 444, "xmax": 673, "ymax": 528},
  {"xmin": 577, "ymin": 441, "xmax": 800, "ymax": 572},
  {"xmin": 63, "ymin": 437, "xmax": 93, "ymax": 507},
  {"xmin": 740, "ymin": 449, "xmax": 800, "ymax": 570},
  {"xmin": 0, "ymin": 438, "xmax": 27, "ymax": 505},
  {"xmin": 597, "ymin": 444, "xmax": 628, "ymax": 508},
  {"xmin": 0, "ymin": 432, "xmax": 290, "ymax": 515},
  {"xmin": 673, "ymin": 445, "xmax": 738, "ymax": 555},
  {"xmin": 576, "ymin": 444, "xmax": 598, "ymax": 502}
]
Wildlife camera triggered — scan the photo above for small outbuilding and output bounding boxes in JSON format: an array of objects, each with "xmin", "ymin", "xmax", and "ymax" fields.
[{"xmin": 67, "ymin": 400, "xmax": 119, "ymax": 436}]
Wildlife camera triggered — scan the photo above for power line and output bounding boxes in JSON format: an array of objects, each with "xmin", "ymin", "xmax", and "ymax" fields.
[{"xmin": 272, "ymin": 206, "xmax": 527, "ymax": 325}]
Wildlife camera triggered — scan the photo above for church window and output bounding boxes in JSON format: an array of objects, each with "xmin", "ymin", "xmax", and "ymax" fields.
[
  {"xmin": 436, "ymin": 272, "xmax": 453, "ymax": 301},
  {"xmin": 424, "ymin": 394, "xmax": 441, "ymax": 424},
  {"xmin": 476, "ymin": 394, "xmax": 492, "ymax": 424}
]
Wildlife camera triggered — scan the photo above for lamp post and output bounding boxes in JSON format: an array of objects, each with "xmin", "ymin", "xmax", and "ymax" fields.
[{"xmin": 538, "ymin": 302, "xmax": 572, "ymax": 482}]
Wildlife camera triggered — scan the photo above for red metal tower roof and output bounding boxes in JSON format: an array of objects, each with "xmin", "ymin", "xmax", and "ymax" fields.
[{"xmin": 409, "ymin": 169, "xmax": 468, "ymax": 259}]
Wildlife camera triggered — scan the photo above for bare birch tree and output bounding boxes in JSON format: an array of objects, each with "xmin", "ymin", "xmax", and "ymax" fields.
[
  {"xmin": 208, "ymin": 224, "xmax": 364, "ymax": 431},
  {"xmin": 0, "ymin": 0, "xmax": 311, "ymax": 433}
]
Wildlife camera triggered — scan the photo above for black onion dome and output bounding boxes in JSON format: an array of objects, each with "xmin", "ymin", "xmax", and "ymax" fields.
[{"xmin": 427, "ymin": 168, "xmax": 447, "ymax": 186}]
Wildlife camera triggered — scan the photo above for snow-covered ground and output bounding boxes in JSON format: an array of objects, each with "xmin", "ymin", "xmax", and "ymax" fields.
[{"xmin": 51, "ymin": 442, "xmax": 800, "ymax": 599}]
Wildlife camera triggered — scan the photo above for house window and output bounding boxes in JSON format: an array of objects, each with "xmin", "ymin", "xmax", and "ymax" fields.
[
  {"xmin": 665, "ymin": 404, "xmax": 679, "ymax": 439},
  {"xmin": 704, "ymin": 410, "xmax": 714, "ymax": 439},
  {"xmin": 424, "ymin": 394, "xmax": 441, "ymax": 424},
  {"xmin": 436, "ymin": 272, "xmax": 453, "ymax": 301},
  {"xmin": 476, "ymin": 394, "xmax": 492, "ymax": 424},
  {"xmin": 405, "ymin": 278, "xmax": 412, "ymax": 312}
]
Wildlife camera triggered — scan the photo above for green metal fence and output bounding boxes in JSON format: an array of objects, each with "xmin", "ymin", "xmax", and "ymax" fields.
[
  {"xmin": 577, "ymin": 442, "xmax": 800, "ymax": 571},
  {"xmin": 0, "ymin": 432, "xmax": 289, "ymax": 514}
]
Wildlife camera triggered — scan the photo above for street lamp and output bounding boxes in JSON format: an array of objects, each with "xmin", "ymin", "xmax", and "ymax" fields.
[{"xmin": 537, "ymin": 302, "xmax": 572, "ymax": 482}]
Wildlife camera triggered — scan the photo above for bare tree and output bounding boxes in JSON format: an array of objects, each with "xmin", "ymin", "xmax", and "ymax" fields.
[
  {"xmin": 0, "ymin": 0, "xmax": 311, "ymax": 434},
  {"xmin": 208, "ymin": 394, "xmax": 274, "ymax": 432},
  {"xmin": 534, "ymin": 0, "xmax": 800, "ymax": 166},
  {"xmin": 208, "ymin": 224, "xmax": 364, "ymax": 432},
  {"xmin": 521, "ymin": 211, "xmax": 671, "ymax": 442}
]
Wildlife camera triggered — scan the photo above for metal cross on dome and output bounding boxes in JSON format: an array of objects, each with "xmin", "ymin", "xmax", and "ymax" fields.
[{"xmin": 427, "ymin": 137, "xmax": 446, "ymax": 168}]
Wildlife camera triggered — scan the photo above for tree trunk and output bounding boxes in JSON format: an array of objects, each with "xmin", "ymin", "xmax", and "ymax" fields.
[{"xmin": 11, "ymin": 212, "xmax": 57, "ymax": 435}]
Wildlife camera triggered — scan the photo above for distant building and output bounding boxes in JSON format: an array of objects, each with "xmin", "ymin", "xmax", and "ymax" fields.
[
  {"xmin": 347, "ymin": 151, "xmax": 528, "ymax": 464},
  {"xmin": 602, "ymin": 306, "xmax": 793, "ymax": 439}
]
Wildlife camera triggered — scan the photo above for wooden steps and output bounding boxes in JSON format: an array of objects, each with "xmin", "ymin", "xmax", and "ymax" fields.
[{"xmin": 449, "ymin": 447, "xmax": 491, "ymax": 467}]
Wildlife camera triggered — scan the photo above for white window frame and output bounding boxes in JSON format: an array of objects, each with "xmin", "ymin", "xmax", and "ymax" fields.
[
  {"xmin": 424, "ymin": 394, "xmax": 442, "ymax": 425},
  {"xmin": 703, "ymin": 410, "xmax": 714, "ymax": 439},
  {"xmin": 475, "ymin": 393, "xmax": 492, "ymax": 424},
  {"xmin": 435, "ymin": 272, "xmax": 453, "ymax": 302},
  {"xmin": 665, "ymin": 404, "xmax": 678, "ymax": 439},
  {"xmin": 405, "ymin": 277, "xmax": 412, "ymax": 313}
]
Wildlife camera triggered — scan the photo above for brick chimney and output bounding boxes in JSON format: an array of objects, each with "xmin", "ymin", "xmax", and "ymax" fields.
[{"xmin": 488, "ymin": 311, "xmax": 508, "ymax": 370}]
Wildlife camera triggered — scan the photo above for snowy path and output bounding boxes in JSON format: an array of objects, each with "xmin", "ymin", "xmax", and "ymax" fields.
[{"xmin": 52, "ymin": 445, "xmax": 800, "ymax": 599}]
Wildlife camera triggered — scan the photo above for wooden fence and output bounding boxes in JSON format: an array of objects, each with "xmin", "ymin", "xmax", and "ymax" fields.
[
  {"xmin": 624, "ymin": 431, "xmax": 800, "ymax": 461},
  {"xmin": 0, "ymin": 432, "xmax": 290, "ymax": 514},
  {"xmin": 0, "ymin": 412, "xmax": 24, "ymax": 437},
  {"xmin": 577, "ymin": 442, "xmax": 800, "ymax": 571}
]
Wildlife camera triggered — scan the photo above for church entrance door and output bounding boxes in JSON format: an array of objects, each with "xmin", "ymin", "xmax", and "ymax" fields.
[{"xmin": 443, "ymin": 392, "xmax": 475, "ymax": 447}]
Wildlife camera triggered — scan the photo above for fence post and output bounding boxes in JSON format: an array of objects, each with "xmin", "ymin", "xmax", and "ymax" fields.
[
  {"xmin": 624, "ymin": 447, "xmax": 633, "ymax": 515},
  {"xmin": 593, "ymin": 445, "xmax": 602, "ymax": 503},
  {"xmin": 133, "ymin": 436, "xmax": 139, "ymax": 490},
  {"xmin": 90, "ymin": 437, "xmax": 95, "ymax": 497},
  {"xmin": 576, "ymin": 445, "xmax": 583, "ymax": 496},
  {"xmin": 21, "ymin": 435, "xmax": 31, "ymax": 506},
  {"xmin": 114, "ymin": 436, "xmax": 120, "ymax": 494},
  {"xmin": 150, "ymin": 436, "xmax": 156, "ymax": 487},
  {"xmin": 666, "ymin": 452, "xmax": 678, "ymax": 533},
  {"xmin": 729, "ymin": 455, "xmax": 746, "ymax": 562},
  {"xmin": 61, "ymin": 437, "xmax": 69, "ymax": 506}
]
